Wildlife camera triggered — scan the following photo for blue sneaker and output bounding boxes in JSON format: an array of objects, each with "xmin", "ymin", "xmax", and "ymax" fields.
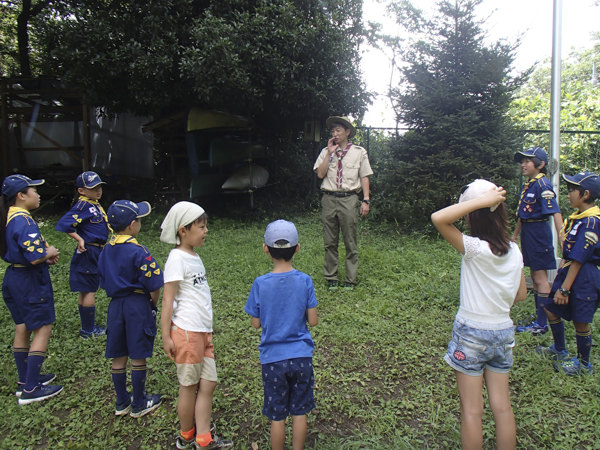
[
  {"xmin": 115, "ymin": 393, "xmax": 133, "ymax": 416},
  {"xmin": 536, "ymin": 344, "xmax": 570, "ymax": 361},
  {"xmin": 15, "ymin": 373, "xmax": 56, "ymax": 398},
  {"xmin": 554, "ymin": 357, "xmax": 593, "ymax": 375},
  {"xmin": 515, "ymin": 321, "xmax": 548, "ymax": 335},
  {"xmin": 130, "ymin": 394, "xmax": 162, "ymax": 418},
  {"xmin": 18, "ymin": 384, "xmax": 63, "ymax": 405},
  {"xmin": 80, "ymin": 325, "xmax": 107, "ymax": 339}
]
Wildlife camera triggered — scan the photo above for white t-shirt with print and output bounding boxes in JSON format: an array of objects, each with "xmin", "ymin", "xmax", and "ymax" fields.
[
  {"xmin": 163, "ymin": 248, "xmax": 212, "ymax": 332},
  {"xmin": 458, "ymin": 234, "xmax": 523, "ymax": 326}
]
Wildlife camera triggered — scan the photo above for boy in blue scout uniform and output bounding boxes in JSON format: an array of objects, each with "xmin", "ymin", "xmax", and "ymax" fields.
[
  {"xmin": 0, "ymin": 175, "xmax": 63, "ymax": 404},
  {"xmin": 537, "ymin": 172, "xmax": 600, "ymax": 375},
  {"xmin": 245, "ymin": 220, "xmax": 318, "ymax": 450},
  {"xmin": 512, "ymin": 147, "xmax": 563, "ymax": 334},
  {"xmin": 56, "ymin": 171, "xmax": 110, "ymax": 338},
  {"xmin": 98, "ymin": 200, "xmax": 164, "ymax": 417}
]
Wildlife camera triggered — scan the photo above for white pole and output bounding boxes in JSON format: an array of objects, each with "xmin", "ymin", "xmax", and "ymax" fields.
[{"xmin": 548, "ymin": 0, "xmax": 562, "ymax": 281}]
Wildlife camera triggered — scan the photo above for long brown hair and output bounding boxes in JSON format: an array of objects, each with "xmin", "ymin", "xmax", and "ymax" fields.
[{"xmin": 467, "ymin": 202, "xmax": 511, "ymax": 256}]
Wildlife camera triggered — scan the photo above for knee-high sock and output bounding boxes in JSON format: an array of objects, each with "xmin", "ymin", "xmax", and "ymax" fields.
[
  {"xmin": 79, "ymin": 305, "xmax": 96, "ymax": 332},
  {"xmin": 24, "ymin": 351, "xmax": 45, "ymax": 391},
  {"xmin": 549, "ymin": 318, "xmax": 566, "ymax": 352},
  {"xmin": 131, "ymin": 364, "xmax": 147, "ymax": 407},
  {"xmin": 576, "ymin": 329, "xmax": 592, "ymax": 366},
  {"xmin": 111, "ymin": 367, "xmax": 129, "ymax": 405},
  {"xmin": 13, "ymin": 347, "xmax": 29, "ymax": 384},
  {"xmin": 536, "ymin": 292, "xmax": 549, "ymax": 327}
]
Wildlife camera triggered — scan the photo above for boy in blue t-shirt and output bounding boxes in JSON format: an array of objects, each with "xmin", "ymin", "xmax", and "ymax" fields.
[
  {"xmin": 537, "ymin": 172, "xmax": 600, "ymax": 375},
  {"xmin": 98, "ymin": 200, "xmax": 164, "ymax": 417},
  {"xmin": 245, "ymin": 220, "xmax": 318, "ymax": 450}
]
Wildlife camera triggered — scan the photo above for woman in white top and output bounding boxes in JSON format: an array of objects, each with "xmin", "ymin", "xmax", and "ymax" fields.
[{"xmin": 431, "ymin": 180, "xmax": 527, "ymax": 450}]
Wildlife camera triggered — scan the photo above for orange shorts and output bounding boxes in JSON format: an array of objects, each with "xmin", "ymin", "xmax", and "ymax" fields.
[{"xmin": 171, "ymin": 324, "xmax": 218, "ymax": 386}]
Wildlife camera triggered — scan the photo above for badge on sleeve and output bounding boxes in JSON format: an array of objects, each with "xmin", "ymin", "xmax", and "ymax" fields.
[
  {"xmin": 541, "ymin": 190, "xmax": 555, "ymax": 199},
  {"xmin": 585, "ymin": 231, "xmax": 598, "ymax": 247}
]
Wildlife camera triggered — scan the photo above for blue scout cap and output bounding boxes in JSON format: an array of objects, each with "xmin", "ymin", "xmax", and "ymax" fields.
[
  {"xmin": 514, "ymin": 147, "xmax": 548, "ymax": 165},
  {"xmin": 76, "ymin": 171, "xmax": 105, "ymax": 189},
  {"xmin": 562, "ymin": 172, "xmax": 600, "ymax": 200},
  {"xmin": 107, "ymin": 200, "xmax": 151, "ymax": 231},
  {"xmin": 2, "ymin": 174, "xmax": 44, "ymax": 198},
  {"xmin": 264, "ymin": 220, "xmax": 298, "ymax": 248}
]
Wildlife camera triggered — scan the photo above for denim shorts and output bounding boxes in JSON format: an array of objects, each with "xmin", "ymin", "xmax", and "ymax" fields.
[{"xmin": 444, "ymin": 317, "xmax": 515, "ymax": 377}]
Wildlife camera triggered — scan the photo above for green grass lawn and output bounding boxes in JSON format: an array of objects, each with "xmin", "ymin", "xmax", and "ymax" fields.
[{"xmin": 1, "ymin": 211, "xmax": 599, "ymax": 449}]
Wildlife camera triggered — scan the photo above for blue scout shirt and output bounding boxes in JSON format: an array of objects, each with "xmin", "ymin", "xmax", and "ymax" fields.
[
  {"xmin": 98, "ymin": 235, "xmax": 163, "ymax": 298},
  {"xmin": 562, "ymin": 214, "xmax": 600, "ymax": 267},
  {"xmin": 517, "ymin": 174, "xmax": 559, "ymax": 220},
  {"xmin": 3, "ymin": 207, "xmax": 48, "ymax": 265},
  {"xmin": 55, "ymin": 196, "xmax": 110, "ymax": 244}
]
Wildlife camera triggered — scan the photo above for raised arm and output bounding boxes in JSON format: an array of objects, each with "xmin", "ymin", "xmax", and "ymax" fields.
[{"xmin": 431, "ymin": 186, "xmax": 506, "ymax": 254}]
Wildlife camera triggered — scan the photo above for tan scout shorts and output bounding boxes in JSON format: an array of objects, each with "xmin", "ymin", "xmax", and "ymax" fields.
[{"xmin": 171, "ymin": 324, "xmax": 218, "ymax": 386}]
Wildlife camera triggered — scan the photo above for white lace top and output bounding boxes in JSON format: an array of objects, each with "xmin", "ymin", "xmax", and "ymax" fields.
[{"xmin": 457, "ymin": 235, "xmax": 523, "ymax": 326}]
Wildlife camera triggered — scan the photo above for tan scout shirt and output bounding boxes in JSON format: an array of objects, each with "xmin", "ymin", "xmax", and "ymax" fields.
[{"xmin": 313, "ymin": 144, "xmax": 373, "ymax": 193}]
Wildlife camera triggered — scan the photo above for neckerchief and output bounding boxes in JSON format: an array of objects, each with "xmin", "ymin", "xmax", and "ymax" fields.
[
  {"xmin": 335, "ymin": 142, "xmax": 352, "ymax": 189},
  {"xmin": 517, "ymin": 173, "xmax": 545, "ymax": 216},
  {"xmin": 109, "ymin": 235, "xmax": 138, "ymax": 246},
  {"xmin": 561, "ymin": 205, "xmax": 600, "ymax": 238},
  {"xmin": 7, "ymin": 206, "xmax": 32, "ymax": 225},
  {"xmin": 80, "ymin": 195, "xmax": 113, "ymax": 233}
]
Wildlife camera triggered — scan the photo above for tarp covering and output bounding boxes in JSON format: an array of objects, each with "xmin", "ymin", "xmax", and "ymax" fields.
[{"xmin": 187, "ymin": 108, "xmax": 251, "ymax": 132}]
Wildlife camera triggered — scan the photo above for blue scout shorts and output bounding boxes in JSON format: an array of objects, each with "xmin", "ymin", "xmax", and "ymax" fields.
[
  {"xmin": 262, "ymin": 357, "xmax": 315, "ymax": 421},
  {"xmin": 105, "ymin": 293, "xmax": 157, "ymax": 360},
  {"xmin": 546, "ymin": 264, "xmax": 600, "ymax": 323},
  {"xmin": 2, "ymin": 265, "xmax": 55, "ymax": 330},
  {"xmin": 521, "ymin": 221, "xmax": 556, "ymax": 271},
  {"xmin": 69, "ymin": 244, "xmax": 102, "ymax": 292},
  {"xmin": 444, "ymin": 316, "xmax": 515, "ymax": 377}
]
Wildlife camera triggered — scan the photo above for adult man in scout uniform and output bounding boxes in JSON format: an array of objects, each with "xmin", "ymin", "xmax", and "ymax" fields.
[{"xmin": 313, "ymin": 116, "xmax": 373, "ymax": 291}]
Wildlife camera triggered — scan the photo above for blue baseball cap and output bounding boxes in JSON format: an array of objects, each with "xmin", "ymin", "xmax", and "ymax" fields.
[
  {"xmin": 562, "ymin": 172, "xmax": 600, "ymax": 200},
  {"xmin": 514, "ymin": 147, "xmax": 548, "ymax": 165},
  {"xmin": 76, "ymin": 171, "xmax": 105, "ymax": 189},
  {"xmin": 107, "ymin": 200, "xmax": 151, "ymax": 231},
  {"xmin": 264, "ymin": 220, "xmax": 298, "ymax": 248},
  {"xmin": 2, "ymin": 175, "xmax": 44, "ymax": 198}
]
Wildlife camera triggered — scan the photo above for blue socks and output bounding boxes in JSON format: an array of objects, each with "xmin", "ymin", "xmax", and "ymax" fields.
[
  {"xmin": 549, "ymin": 318, "xmax": 566, "ymax": 352},
  {"xmin": 576, "ymin": 329, "xmax": 592, "ymax": 366},
  {"xmin": 111, "ymin": 367, "xmax": 129, "ymax": 405},
  {"xmin": 24, "ymin": 351, "xmax": 45, "ymax": 392},
  {"xmin": 536, "ymin": 292, "xmax": 549, "ymax": 327},
  {"xmin": 13, "ymin": 347, "xmax": 28, "ymax": 384},
  {"xmin": 79, "ymin": 305, "xmax": 96, "ymax": 332},
  {"xmin": 131, "ymin": 365, "xmax": 147, "ymax": 407}
]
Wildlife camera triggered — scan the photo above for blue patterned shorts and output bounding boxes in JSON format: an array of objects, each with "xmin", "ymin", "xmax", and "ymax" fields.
[
  {"xmin": 261, "ymin": 357, "xmax": 315, "ymax": 421},
  {"xmin": 444, "ymin": 317, "xmax": 515, "ymax": 377}
]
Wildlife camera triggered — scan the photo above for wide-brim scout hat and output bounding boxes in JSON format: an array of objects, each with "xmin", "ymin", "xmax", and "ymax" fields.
[
  {"xmin": 107, "ymin": 200, "xmax": 151, "ymax": 231},
  {"xmin": 76, "ymin": 171, "xmax": 106, "ymax": 189},
  {"xmin": 264, "ymin": 219, "xmax": 298, "ymax": 248},
  {"xmin": 459, "ymin": 179, "xmax": 501, "ymax": 212},
  {"xmin": 562, "ymin": 172, "xmax": 600, "ymax": 200},
  {"xmin": 2, "ymin": 174, "xmax": 44, "ymax": 198},
  {"xmin": 326, "ymin": 116, "xmax": 357, "ymax": 138},
  {"xmin": 514, "ymin": 147, "xmax": 548, "ymax": 165}
]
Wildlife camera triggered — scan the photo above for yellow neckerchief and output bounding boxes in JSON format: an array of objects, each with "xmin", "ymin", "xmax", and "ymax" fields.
[
  {"xmin": 79, "ymin": 195, "xmax": 113, "ymax": 232},
  {"xmin": 561, "ymin": 205, "xmax": 600, "ymax": 237},
  {"xmin": 517, "ymin": 173, "xmax": 546, "ymax": 215},
  {"xmin": 7, "ymin": 206, "xmax": 32, "ymax": 225},
  {"xmin": 109, "ymin": 234, "xmax": 138, "ymax": 246}
]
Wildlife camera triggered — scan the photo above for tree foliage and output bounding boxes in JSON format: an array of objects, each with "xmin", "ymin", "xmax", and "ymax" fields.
[
  {"xmin": 2, "ymin": 0, "xmax": 370, "ymax": 133},
  {"xmin": 375, "ymin": 0, "xmax": 526, "ymax": 228},
  {"xmin": 509, "ymin": 43, "xmax": 600, "ymax": 174}
]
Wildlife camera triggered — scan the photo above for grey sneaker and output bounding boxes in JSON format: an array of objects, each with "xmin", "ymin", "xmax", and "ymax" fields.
[
  {"xmin": 176, "ymin": 423, "xmax": 216, "ymax": 449},
  {"xmin": 536, "ymin": 344, "xmax": 570, "ymax": 361},
  {"xmin": 192, "ymin": 436, "xmax": 233, "ymax": 449}
]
